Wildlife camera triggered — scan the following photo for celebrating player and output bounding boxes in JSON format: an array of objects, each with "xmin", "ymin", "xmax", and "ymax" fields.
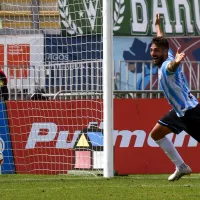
[{"xmin": 149, "ymin": 13, "xmax": 200, "ymax": 181}]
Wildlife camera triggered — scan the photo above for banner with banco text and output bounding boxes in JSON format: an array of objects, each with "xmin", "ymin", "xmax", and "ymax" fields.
[{"xmin": 59, "ymin": 0, "xmax": 200, "ymax": 36}]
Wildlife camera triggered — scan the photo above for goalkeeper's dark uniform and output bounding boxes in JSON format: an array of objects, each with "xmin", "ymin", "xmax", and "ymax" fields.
[{"xmin": 0, "ymin": 70, "xmax": 8, "ymax": 101}]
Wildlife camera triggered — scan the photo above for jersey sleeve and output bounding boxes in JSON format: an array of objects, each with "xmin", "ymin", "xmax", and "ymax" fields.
[
  {"xmin": 161, "ymin": 49, "xmax": 175, "ymax": 74},
  {"xmin": 168, "ymin": 49, "xmax": 175, "ymax": 60}
]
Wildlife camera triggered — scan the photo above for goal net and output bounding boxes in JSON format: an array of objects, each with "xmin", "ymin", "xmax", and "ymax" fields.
[{"xmin": 0, "ymin": 0, "xmax": 113, "ymax": 177}]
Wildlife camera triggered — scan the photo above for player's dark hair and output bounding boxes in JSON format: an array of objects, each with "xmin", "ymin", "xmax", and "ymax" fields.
[{"xmin": 151, "ymin": 36, "xmax": 169, "ymax": 50}]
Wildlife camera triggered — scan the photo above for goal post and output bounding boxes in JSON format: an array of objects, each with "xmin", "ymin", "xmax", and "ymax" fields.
[
  {"xmin": 103, "ymin": 0, "xmax": 114, "ymax": 178},
  {"xmin": 0, "ymin": 0, "xmax": 114, "ymax": 177}
]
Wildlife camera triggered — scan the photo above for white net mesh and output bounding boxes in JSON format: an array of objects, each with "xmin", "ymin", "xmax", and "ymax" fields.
[{"xmin": 0, "ymin": 0, "xmax": 105, "ymax": 175}]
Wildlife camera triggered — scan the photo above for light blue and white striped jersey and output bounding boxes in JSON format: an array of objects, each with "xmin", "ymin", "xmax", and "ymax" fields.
[{"xmin": 158, "ymin": 51, "xmax": 198, "ymax": 117}]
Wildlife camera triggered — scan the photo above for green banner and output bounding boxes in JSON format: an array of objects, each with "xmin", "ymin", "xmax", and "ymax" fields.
[{"xmin": 58, "ymin": 0, "xmax": 200, "ymax": 36}]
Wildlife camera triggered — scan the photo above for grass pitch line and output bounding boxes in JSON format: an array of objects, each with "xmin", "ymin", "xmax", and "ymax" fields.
[{"xmin": 0, "ymin": 173, "xmax": 199, "ymax": 183}]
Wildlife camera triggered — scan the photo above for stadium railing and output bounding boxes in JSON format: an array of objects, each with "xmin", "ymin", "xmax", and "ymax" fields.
[{"xmin": 2, "ymin": 60, "xmax": 200, "ymax": 100}]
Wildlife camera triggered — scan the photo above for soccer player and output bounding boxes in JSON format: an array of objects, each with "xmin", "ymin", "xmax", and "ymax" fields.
[{"xmin": 149, "ymin": 13, "xmax": 200, "ymax": 181}]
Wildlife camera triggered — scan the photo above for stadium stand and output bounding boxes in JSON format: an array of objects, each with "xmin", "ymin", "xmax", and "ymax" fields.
[{"xmin": 0, "ymin": 0, "xmax": 60, "ymax": 30}]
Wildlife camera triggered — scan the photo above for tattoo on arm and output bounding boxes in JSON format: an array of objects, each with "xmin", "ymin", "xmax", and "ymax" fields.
[
  {"xmin": 167, "ymin": 48, "xmax": 185, "ymax": 72},
  {"xmin": 167, "ymin": 60, "xmax": 180, "ymax": 72}
]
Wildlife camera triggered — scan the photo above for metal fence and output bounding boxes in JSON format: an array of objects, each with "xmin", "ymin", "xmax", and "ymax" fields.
[
  {"xmin": 116, "ymin": 60, "xmax": 200, "ymax": 91},
  {"xmin": 114, "ymin": 60, "xmax": 200, "ymax": 98},
  {"xmin": 2, "ymin": 60, "xmax": 200, "ymax": 100},
  {"xmin": 3, "ymin": 61, "xmax": 103, "ymax": 100},
  {"xmin": 44, "ymin": 60, "xmax": 103, "ymax": 94}
]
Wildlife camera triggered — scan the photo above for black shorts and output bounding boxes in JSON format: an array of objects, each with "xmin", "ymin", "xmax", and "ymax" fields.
[{"xmin": 158, "ymin": 104, "xmax": 200, "ymax": 142}]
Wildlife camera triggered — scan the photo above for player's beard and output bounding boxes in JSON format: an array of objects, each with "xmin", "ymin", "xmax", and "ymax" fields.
[{"xmin": 152, "ymin": 55, "xmax": 165, "ymax": 67}]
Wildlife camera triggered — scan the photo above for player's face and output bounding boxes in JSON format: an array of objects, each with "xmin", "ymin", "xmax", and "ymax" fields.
[{"xmin": 150, "ymin": 43, "xmax": 167, "ymax": 67}]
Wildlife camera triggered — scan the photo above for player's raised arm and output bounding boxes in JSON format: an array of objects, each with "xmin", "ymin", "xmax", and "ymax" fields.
[
  {"xmin": 167, "ymin": 47, "xmax": 185, "ymax": 72},
  {"xmin": 155, "ymin": 13, "xmax": 163, "ymax": 37}
]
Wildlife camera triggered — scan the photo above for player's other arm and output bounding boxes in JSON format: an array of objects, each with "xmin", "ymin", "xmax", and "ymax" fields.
[
  {"xmin": 155, "ymin": 13, "xmax": 163, "ymax": 37},
  {"xmin": 167, "ymin": 48, "xmax": 185, "ymax": 72},
  {"xmin": 155, "ymin": 13, "xmax": 185, "ymax": 72}
]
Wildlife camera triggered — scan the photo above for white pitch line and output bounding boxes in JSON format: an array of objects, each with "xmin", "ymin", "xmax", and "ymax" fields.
[{"xmin": 0, "ymin": 174, "xmax": 200, "ymax": 183}]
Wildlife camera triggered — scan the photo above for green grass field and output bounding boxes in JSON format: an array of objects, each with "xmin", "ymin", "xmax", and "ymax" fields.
[{"xmin": 1, "ymin": 174, "xmax": 200, "ymax": 200}]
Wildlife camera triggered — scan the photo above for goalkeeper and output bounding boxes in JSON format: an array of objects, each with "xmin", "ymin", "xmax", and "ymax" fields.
[
  {"xmin": 149, "ymin": 13, "xmax": 200, "ymax": 181},
  {"xmin": 0, "ymin": 70, "xmax": 8, "ymax": 101}
]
